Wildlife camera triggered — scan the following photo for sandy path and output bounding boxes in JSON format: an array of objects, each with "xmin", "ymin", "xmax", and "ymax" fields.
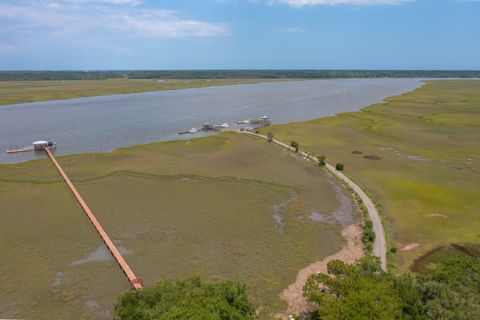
[{"xmin": 279, "ymin": 224, "xmax": 364, "ymax": 319}]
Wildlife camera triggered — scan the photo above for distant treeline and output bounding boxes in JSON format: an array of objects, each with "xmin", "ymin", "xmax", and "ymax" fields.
[{"xmin": 1, "ymin": 70, "xmax": 480, "ymax": 81}]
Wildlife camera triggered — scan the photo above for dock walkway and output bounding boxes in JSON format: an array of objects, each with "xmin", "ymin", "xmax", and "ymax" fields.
[{"xmin": 44, "ymin": 147, "xmax": 143, "ymax": 290}]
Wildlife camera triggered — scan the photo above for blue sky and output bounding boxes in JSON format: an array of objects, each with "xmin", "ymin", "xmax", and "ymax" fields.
[{"xmin": 0, "ymin": 0, "xmax": 479, "ymax": 70}]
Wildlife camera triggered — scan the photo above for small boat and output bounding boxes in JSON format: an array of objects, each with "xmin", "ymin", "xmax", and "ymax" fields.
[
  {"xmin": 220, "ymin": 123, "xmax": 229, "ymax": 128},
  {"xmin": 178, "ymin": 128, "xmax": 198, "ymax": 134}
]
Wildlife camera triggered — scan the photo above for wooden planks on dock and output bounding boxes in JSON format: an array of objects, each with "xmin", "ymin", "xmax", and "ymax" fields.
[{"xmin": 44, "ymin": 147, "xmax": 143, "ymax": 290}]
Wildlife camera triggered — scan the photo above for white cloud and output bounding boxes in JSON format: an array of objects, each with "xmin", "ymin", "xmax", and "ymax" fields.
[
  {"xmin": 0, "ymin": 1, "xmax": 229, "ymax": 38},
  {"xmin": 266, "ymin": 0, "xmax": 410, "ymax": 7},
  {"xmin": 66, "ymin": 0, "xmax": 143, "ymax": 6},
  {"xmin": 276, "ymin": 27, "xmax": 306, "ymax": 32}
]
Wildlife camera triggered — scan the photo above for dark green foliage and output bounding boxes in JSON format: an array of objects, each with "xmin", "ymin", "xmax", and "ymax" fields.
[
  {"xmin": 362, "ymin": 228, "xmax": 375, "ymax": 243},
  {"xmin": 303, "ymin": 254, "xmax": 480, "ymax": 320},
  {"xmin": 415, "ymin": 256, "xmax": 480, "ymax": 319},
  {"xmin": 2, "ymin": 70, "xmax": 480, "ymax": 81},
  {"xmin": 290, "ymin": 141, "xmax": 299, "ymax": 153},
  {"xmin": 114, "ymin": 277, "xmax": 256, "ymax": 320},
  {"xmin": 303, "ymin": 257, "xmax": 404, "ymax": 320},
  {"xmin": 316, "ymin": 155, "xmax": 326, "ymax": 166},
  {"xmin": 361, "ymin": 215, "xmax": 375, "ymax": 253},
  {"xmin": 267, "ymin": 132, "xmax": 274, "ymax": 142},
  {"xmin": 335, "ymin": 163, "xmax": 344, "ymax": 171}
]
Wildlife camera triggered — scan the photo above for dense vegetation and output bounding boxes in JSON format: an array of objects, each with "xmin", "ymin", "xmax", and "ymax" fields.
[
  {"xmin": 114, "ymin": 277, "xmax": 255, "ymax": 320},
  {"xmin": 303, "ymin": 254, "xmax": 480, "ymax": 320},
  {"xmin": 113, "ymin": 251, "xmax": 480, "ymax": 319},
  {"xmin": 1, "ymin": 70, "xmax": 480, "ymax": 81}
]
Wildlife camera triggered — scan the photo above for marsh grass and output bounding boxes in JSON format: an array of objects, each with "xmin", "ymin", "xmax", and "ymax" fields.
[
  {"xmin": 260, "ymin": 80, "xmax": 480, "ymax": 269},
  {"xmin": 0, "ymin": 133, "xmax": 353, "ymax": 319},
  {"xmin": 0, "ymin": 78, "xmax": 295, "ymax": 106}
]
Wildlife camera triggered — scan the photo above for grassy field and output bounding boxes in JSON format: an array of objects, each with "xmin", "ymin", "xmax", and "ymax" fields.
[
  {"xmin": 0, "ymin": 78, "xmax": 295, "ymax": 106},
  {"xmin": 259, "ymin": 80, "xmax": 480, "ymax": 269},
  {"xmin": 0, "ymin": 133, "xmax": 358, "ymax": 319}
]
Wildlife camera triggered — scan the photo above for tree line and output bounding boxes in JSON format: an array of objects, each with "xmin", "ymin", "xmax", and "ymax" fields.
[
  {"xmin": 114, "ymin": 247, "xmax": 480, "ymax": 319},
  {"xmin": 1, "ymin": 70, "xmax": 480, "ymax": 81}
]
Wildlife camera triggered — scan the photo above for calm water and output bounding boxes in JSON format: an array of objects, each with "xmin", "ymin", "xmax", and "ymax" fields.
[{"xmin": 0, "ymin": 78, "xmax": 422, "ymax": 163}]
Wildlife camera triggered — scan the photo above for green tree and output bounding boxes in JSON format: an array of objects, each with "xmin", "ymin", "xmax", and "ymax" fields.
[
  {"xmin": 317, "ymin": 155, "xmax": 326, "ymax": 166},
  {"xmin": 114, "ymin": 277, "xmax": 256, "ymax": 320},
  {"xmin": 336, "ymin": 163, "xmax": 344, "ymax": 171},
  {"xmin": 267, "ymin": 132, "xmax": 274, "ymax": 142},
  {"xmin": 290, "ymin": 141, "xmax": 299, "ymax": 153},
  {"xmin": 416, "ymin": 255, "xmax": 480, "ymax": 319},
  {"xmin": 303, "ymin": 257, "xmax": 404, "ymax": 320}
]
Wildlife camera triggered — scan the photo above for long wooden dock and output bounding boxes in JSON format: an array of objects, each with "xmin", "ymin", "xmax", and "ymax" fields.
[{"xmin": 44, "ymin": 147, "xmax": 143, "ymax": 290}]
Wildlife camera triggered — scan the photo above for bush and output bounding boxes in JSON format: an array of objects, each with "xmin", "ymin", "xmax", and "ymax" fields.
[
  {"xmin": 114, "ymin": 277, "xmax": 256, "ymax": 320},
  {"xmin": 363, "ymin": 228, "xmax": 376, "ymax": 243},
  {"xmin": 267, "ymin": 132, "xmax": 274, "ymax": 142},
  {"xmin": 317, "ymin": 155, "xmax": 326, "ymax": 166},
  {"xmin": 335, "ymin": 163, "xmax": 344, "ymax": 171},
  {"xmin": 290, "ymin": 141, "xmax": 299, "ymax": 153}
]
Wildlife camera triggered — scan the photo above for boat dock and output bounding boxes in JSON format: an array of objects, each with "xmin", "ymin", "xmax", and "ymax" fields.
[
  {"xmin": 43, "ymin": 147, "xmax": 143, "ymax": 290},
  {"xmin": 6, "ymin": 140, "xmax": 56, "ymax": 154}
]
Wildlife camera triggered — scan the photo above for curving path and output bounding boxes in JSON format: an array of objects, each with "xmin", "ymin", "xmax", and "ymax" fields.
[{"xmin": 238, "ymin": 130, "xmax": 387, "ymax": 271}]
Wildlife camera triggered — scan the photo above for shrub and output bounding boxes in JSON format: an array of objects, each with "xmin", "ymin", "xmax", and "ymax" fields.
[
  {"xmin": 317, "ymin": 155, "xmax": 326, "ymax": 166},
  {"xmin": 290, "ymin": 141, "xmax": 299, "ymax": 153},
  {"xmin": 114, "ymin": 277, "xmax": 256, "ymax": 320},
  {"xmin": 267, "ymin": 132, "xmax": 274, "ymax": 142},
  {"xmin": 336, "ymin": 163, "xmax": 344, "ymax": 171},
  {"xmin": 363, "ymin": 228, "xmax": 376, "ymax": 243}
]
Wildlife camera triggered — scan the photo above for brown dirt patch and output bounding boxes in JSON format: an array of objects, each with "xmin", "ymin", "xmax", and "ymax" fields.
[
  {"xmin": 426, "ymin": 213, "xmax": 448, "ymax": 218},
  {"xmin": 364, "ymin": 155, "xmax": 382, "ymax": 160},
  {"xmin": 279, "ymin": 224, "xmax": 364, "ymax": 319},
  {"xmin": 351, "ymin": 151, "xmax": 363, "ymax": 155},
  {"xmin": 401, "ymin": 243, "xmax": 420, "ymax": 252}
]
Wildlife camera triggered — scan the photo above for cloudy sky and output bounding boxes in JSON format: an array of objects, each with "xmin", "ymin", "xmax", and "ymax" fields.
[{"xmin": 0, "ymin": 0, "xmax": 478, "ymax": 70}]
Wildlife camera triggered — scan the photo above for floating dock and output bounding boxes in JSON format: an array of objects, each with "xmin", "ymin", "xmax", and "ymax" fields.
[
  {"xmin": 6, "ymin": 146, "xmax": 34, "ymax": 154},
  {"xmin": 43, "ymin": 147, "xmax": 143, "ymax": 290}
]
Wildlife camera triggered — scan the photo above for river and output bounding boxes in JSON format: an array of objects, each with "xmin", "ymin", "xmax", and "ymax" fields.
[{"xmin": 0, "ymin": 78, "xmax": 422, "ymax": 163}]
